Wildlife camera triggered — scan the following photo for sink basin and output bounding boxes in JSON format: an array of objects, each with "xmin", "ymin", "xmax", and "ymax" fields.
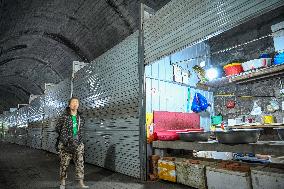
[
  {"xmin": 178, "ymin": 132, "xmax": 210, "ymax": 142},
  {"xmin": 215, "ymin": 129, "xmax": 261, "ymax": 144},
  {"xmin": 274, "ymin": 128, "xmax": 284, "ymax": 141}
]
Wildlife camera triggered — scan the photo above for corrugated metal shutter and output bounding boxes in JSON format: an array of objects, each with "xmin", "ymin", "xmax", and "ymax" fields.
[
  {"xmin": 5, "ymin": 111, "xmax": 18, "ymax": 143},
  {"xmin": 27, "ymin": 96, "xmax": 45, "ymax": 149},
  {"xmin": 42, "ymin": 79, "xmax": 71, "ymax": 153},
  {"xmin": 15, "ymin": 106, "xmax": 28, "ymax": 145},
  {"xmin": 73, "ymin": 32, "xmax": 140, "ymax": 178},
  {"xmin": 0, "ymin": 115, "xmax": 4, "ymax": 141},
  {"xmin": 44, "ymin": 79, "xmax": 71, "ymax": 119},
  {"xmin": 144, "ymin": 0, "xmax": 284, "ymax": 64},
  {"xmin": 17, "ymin": 106, "xmax": 28, "ymax": 127},
  {"xmin": 28, "ymin": 96, "xmax": 45, "ymax": 122}
]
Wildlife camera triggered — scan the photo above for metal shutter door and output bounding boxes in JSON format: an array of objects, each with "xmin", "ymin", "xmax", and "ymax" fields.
[
  {"xmin": 73, "ymin": 32, "xmax": 141, "ymax": 178},
  {"xmin": 144, "ymin": 0, "xmax": 284, "ymax": 64}
]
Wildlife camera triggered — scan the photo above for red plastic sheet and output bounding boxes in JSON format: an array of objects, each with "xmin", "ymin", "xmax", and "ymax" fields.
[{"xmin": 153, "ymin": 111, "xmax": 200, "ymax": 132}]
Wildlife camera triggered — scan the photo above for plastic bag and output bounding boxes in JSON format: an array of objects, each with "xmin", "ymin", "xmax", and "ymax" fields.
[
  {"xmin": 191, "ymin": 93, "xmax": 208, "ymax": 113},
  {"xmin": 198, "ymin": 93, "xmax": 208, "ymax": 111},
  {"xmin": 250, "ymin": 100, "xmax": 262, "ymax": 115}
]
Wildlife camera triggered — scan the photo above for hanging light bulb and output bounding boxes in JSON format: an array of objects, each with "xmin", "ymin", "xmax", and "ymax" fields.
[{"xmin": 205, "ymin": 67, "xmax": 218, "ymax": 81}]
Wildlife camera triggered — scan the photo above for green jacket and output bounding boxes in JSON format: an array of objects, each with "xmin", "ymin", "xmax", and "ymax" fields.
[{"xmin": 55, "ymin": 108, "xmax": 85, "ymax": 152}]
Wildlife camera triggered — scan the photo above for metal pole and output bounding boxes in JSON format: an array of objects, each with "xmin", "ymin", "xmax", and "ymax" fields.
[
  {"xmin": 70, "ymin": 77, "xmax": 74, "ymax": 98},
  {"xmin": 138, "ymin": 2, "xmax": 147, "ymax": 181},
  {"xmin": 1, "ymin": 122, "xmax": 3, "ymax": 140},
  {"xmin": 71, "ymin": 62, "xmax": 75, "ymax": 98},
  {"xmin": 40, "ymin": 96, "xmax": 45, "ymax": 149}
]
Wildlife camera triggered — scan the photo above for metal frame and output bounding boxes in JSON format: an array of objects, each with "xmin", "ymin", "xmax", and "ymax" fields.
[
  {"xmin": 138, "ymin": 2, "xmax": 158, "ymax": 181},
  {"xmin": 138, "ymin": 2, "xmax": 147, "ymax": 181}
]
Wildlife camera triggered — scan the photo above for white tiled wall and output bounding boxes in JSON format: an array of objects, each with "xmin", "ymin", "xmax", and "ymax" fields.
[{"xmin": 145, "ymin": 42, "xmax": 214, "ymax": 131}]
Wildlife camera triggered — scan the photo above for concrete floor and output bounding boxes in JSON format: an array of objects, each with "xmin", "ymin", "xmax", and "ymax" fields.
[{"xmin": 0, "ymin": 141, "xmax": 192, "ymax": 189}]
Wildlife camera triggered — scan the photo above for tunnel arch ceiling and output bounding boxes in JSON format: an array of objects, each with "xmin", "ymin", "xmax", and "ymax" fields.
[{"xmin": 0, "ymin": 0, "xmax": 170, "ymax": 113}]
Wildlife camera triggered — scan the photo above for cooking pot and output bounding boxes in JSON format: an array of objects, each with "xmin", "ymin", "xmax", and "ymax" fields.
[{"xmin": 178, "ymin": 132, "xmax": 210, "ymax": 142}]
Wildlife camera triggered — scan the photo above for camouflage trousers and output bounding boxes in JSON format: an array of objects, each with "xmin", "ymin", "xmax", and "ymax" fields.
[{"xmin": 58, "ymin": 141, "xmax": 85, "ymax": 180}]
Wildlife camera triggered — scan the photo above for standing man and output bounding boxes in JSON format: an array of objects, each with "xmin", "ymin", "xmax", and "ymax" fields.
[{"xmin": 55, "ymin": 97, "xmax": 89, "ymax": 189}]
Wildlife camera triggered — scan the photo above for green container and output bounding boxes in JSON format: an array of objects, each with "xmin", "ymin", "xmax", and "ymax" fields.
[{"xmin": 211, "ymin": 116, "xmax": 222, "ymax": 125}]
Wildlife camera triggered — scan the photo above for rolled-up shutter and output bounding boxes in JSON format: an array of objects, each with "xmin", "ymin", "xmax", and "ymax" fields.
[{"xmin": 144, "ymin": 0, "xmax": 284, "ymax": 64}]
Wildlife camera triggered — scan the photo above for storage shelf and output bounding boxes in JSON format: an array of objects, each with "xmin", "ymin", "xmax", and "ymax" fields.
[
  {"xmin": 153, "ymin": 140, "xmax": 284, "ymax": 156},
  {"xmin": 228, "ymin": 124, "xmax": 284, "ymax": 129},
  {"xmin": 205, "ymin": 64, "xmax": 284, "ymax": 87}
]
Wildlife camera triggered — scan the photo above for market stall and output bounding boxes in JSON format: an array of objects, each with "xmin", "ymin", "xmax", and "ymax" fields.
[
  {"xmin": 144, "ymin": 1, "xmax": 284, "ymax": 188},
  {"xmin": 0, "ymin": 0, "xmax": 284, "ymax": 186}
]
